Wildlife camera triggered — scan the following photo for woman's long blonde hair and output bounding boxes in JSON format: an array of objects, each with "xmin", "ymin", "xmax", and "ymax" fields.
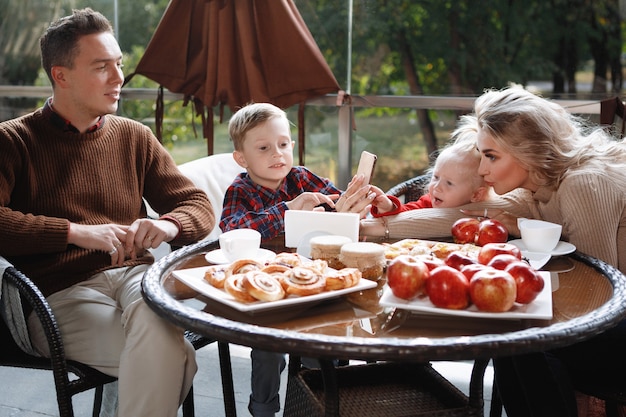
[{"xmin": 458, "ymin": 86, "xmax": 626, "ymax": 189}]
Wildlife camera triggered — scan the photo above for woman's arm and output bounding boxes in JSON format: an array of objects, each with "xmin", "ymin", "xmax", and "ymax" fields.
[
  {"xmin": 361, "ymin": 190, "xmax": 534, "ymax": 239},
  {"xmin": 555, "ymin": 173, "xmax": 623, "ymax": 268}
]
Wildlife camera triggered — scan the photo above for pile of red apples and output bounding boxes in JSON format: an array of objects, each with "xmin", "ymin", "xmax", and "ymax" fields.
[{"xmin": 387, "ymin": 218, "xmax": 545, "ymax": 313}]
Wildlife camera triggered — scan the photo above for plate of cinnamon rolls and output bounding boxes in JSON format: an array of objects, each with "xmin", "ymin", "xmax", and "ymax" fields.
[{"xmin": 173, "ymin": 252, "xmax": 377, "ymax": 313}]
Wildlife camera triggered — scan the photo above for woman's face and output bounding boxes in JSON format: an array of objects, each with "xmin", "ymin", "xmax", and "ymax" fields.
[{"xmin": 476, "ymin": 129, "xmax": 536, "ymax": 194}]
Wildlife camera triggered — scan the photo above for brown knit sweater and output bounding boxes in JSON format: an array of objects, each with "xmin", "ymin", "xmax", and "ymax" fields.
[{"xmin": 0, "ymin": 105, "xmax": 214, "ymax": 297}]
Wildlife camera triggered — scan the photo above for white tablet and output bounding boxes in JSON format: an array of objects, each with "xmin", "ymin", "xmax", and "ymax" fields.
[{"xmin": 284, "ymin": 211, "xmax": 360, "ymax": 256}]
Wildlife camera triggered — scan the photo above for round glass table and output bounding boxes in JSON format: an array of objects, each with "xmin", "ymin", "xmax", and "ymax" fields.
[{"xmin": 142, "ymin": 237, "xmax": 626, "ymax": 416}]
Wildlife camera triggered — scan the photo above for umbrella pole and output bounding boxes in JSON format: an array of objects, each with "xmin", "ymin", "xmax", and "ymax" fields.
[
  {"xmin": 298, "ymin": 103, "xmax": 306, "ymax": 166},
  {"xmin": 337, "ymin": 0, "xmax": 354, "ymax": 188}
]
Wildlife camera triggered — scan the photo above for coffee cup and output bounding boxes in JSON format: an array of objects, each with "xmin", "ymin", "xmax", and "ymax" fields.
[
  {"xmin": 219, "ymin": 229, "xmax": 261, "ymax": 262},
  {"xmin": 517, "ymin": 219, "xmax": 562, "ymax": 253}
]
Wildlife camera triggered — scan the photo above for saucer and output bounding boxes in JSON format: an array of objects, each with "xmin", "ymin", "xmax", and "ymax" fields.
[
  {"xmin": 204, "ymin": 248, "xmax": 276, "ymax": 265},
  {"xmin": 509, "ymin": 239, "xmax": 576, "ymax": 256}
]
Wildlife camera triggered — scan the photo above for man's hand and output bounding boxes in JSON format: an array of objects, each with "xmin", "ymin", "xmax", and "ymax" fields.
[
  {"xmin": 68, "ymin": 218, "xmax": 179, "ymax": 266},
  {"xmin": 125, "ymin": 218, "xmax": 179, "ymax": 260},
  {"xmin": 68, "ymin": 223, "xmax": 129, "ymax": 266}
]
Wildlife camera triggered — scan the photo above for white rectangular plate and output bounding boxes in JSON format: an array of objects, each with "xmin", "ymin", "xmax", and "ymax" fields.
[
  {"xmin": 173, "ymin": 266, "xmax": 377, "ymax": 313},
  {"xmin": 380, "ymin": 271, "xmax": 552, "ymax": 320}
]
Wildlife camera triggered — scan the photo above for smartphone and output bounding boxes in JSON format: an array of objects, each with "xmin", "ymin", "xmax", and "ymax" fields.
[{"xmin": 356, "ymin": 150, "xmax": 377, "ymax": 184}]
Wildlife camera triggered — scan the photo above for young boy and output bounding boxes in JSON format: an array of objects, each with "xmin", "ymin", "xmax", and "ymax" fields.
[
  {"xmin": 219, "ymin": 102, "xmax": 372, "ymax": 417},
  {"xmin": 220, "ymin": 102, "xmax": 373, "ymax": 239},
  {"xmin": 370, "ymin": 127, "xmax": 492, "ymax": 217}
]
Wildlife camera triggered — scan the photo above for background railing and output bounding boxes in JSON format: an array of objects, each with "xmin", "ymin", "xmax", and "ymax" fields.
[{"xmin": 0, "ymin": 86, "xmax": 605, "ymax": 190}]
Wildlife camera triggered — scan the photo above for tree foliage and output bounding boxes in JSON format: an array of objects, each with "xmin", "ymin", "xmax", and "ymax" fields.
[
  {"xmin": 0, "ymin": 0, "xmax": 62, "ymax": 85},
  {"xmin": 1, "ymin": 0, "xmax": 622, "ymax": 150},
  {"xmin": 296, "ymin": 0, "xmax": 622, "ymax": 98}
]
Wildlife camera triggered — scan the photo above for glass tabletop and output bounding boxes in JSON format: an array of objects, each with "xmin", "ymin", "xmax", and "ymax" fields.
[{"xmin": 143, "ymin": 237, "xmax": 626, "ymax": 362}]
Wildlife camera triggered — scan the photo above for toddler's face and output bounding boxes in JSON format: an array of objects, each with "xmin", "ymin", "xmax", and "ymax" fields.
[
  {"xmin": 237, "ymin": 117, "xmax": 294, "ymax": 189},
  {"xmin": 427, "ymin": 160, "xmax": 479, "ymax": 208}
]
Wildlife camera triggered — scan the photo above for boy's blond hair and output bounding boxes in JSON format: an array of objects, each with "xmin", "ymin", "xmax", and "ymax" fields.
[{"xmin": 228, "ymin": 103, "xmax": 289, "ymax": 151}]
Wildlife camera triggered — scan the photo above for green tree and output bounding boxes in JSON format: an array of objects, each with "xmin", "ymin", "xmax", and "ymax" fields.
[
  {"xmin": 0, "ymin": 0, "xmax": 61, "ymax": 85},
  {"xmin": 586, "ymin": 0, "xmax": 624, "ymax": 95},
  {"xmin": 65, "ymin": 0, "xmax": 169, "ymax": 51},
  {"xmin": 0, "ymin": 0, "xmax": 62, "ymax": 120}
]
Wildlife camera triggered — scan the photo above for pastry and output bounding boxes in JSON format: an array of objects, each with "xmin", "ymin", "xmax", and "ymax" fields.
[
  {"xmin": 281, "ymin": 266, "xmax": 326, "ymax": 296},
  {"xmin": 309, "ymin": 235, "xmax": 352, "ymax": 269},
  {"xmin": 204, "ymin": 264, "xmax": 228, "ymax": 288},
  {"xmin": 224, "ymin": 274, "xmax": 257, "ymax": 303},
  {"xmin": 339, "ymin": 242, "xmax": 386, "ymax": 280},
  {"xmin": 324, "ymin": 267, "xmax": 361, "ymax": 291},
  {"xmin": 242, "ymin": 270, "xmax": 285, "ymax": 302}
]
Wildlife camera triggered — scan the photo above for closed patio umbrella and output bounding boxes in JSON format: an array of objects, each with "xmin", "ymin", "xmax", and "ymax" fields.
[{"xmin": 125, "ymin": 0, "xmax": 341, "ymax": 162}]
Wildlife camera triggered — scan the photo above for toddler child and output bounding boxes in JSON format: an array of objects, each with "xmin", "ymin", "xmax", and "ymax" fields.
[{"xmin": 371, "ymin": 127, "xmax": 492, "ymax": 217}]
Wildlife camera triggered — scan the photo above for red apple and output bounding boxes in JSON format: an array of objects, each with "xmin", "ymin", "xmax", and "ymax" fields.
[
  {"xmin": 477, "ymin": 242, "xmax": 522, "ymax": 265},
  {"xmin": 451, "ymin": 218, "xmax": 480, "ymax": 244},
  {"xmin": 445, "ymin": 251, "xmax": 477, "ymax": 271},
  {"xmin": 387, "ymin": 255, "xmax": 430, "ymax": 300},
  {"xmin": 426, "ymin": 266, "xmax": 470, "ymax": 310},
  {"xmin": 505, "ymin": 261, "xmax": 545, "ymax": 304},
  {"xmin": 415, "ymin": 254, "xmax": 445, "ymax": 271},
  {"xmin": 487, "ymin": 254, "xmax": 521, "ymax": 270},
  {"xmin": 476, "ymin": 219, "xmax": 509, "ymax": 246},
  {"xmin": 460, "ymin": 263, "xmax": 489, "ymax": 282},
  {"xmin": 469, "ymin": 269, "xmax": 517, "ymax": 312}
]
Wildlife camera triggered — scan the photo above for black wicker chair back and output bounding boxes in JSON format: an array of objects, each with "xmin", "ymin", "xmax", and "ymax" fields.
[
  {"xmin": 0, "ymin": 265, "xmax": 116, "ymax": 417},
  {"xmin": 386, "ymin": 173, "xmax": 432, "ymax": 203},
  {"xmin": 600, "ymin": 96, "xmax": 626, "ymax": 138}
]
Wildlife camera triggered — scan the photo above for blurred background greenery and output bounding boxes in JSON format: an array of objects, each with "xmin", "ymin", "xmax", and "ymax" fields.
[{"xmin": 1, "ymin": 0, "xmax": 623, "ymax": 190}]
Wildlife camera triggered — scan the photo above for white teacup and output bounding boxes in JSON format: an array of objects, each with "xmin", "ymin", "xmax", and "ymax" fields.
[
  {"xmin": 518, "ymin": 219, "xmax": 562, "ymax": 253},
  {"xmin": 219, "ymin": 229, "xmax": 261, "ymax": 262}
]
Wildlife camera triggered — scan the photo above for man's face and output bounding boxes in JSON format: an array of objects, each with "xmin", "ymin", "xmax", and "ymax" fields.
[{"xmin": 58, "ymin": 32, "xmax": 124, "ymax": 123}]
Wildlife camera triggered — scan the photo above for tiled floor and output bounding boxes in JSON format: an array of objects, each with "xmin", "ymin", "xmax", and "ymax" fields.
[{"xmin": 0, "ymin": 343, "xmax": 501, "ymax": 416}]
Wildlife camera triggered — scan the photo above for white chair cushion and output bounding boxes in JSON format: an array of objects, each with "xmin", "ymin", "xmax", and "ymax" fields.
[{"xmin": 178, "ymin": 153, "xmax": 246, "ymax": 242}]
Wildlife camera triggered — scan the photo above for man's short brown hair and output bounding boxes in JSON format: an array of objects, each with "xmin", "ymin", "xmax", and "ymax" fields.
[{"xmin": 40, "ymin": 8, "xmax": 113, "ymax": 86}]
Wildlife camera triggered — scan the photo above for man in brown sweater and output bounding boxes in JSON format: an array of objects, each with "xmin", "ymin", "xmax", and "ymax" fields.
[{"xmin": 0, "ymin": 8, "xmax": 214, "ymax": 416}]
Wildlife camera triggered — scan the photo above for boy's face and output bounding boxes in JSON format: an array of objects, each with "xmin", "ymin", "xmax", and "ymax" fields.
[
  {"xmin": 427, "ymin": 158, "xmax": 481, "ymax": 208},
  {"xmin": 233, "ymin": 117, "xmax": 294, "ymax": 189}
]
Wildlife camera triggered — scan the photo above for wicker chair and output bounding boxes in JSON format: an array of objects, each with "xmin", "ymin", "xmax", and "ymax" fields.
[
  {"xmin": 386, "ymin": 173, "xmax": 432, "ymax": 203},
  {"xmin": 0, "ymin": 264, "xmax": 117, "ymax": 417},
  {"xmin": 0, "ymin": 262, "xmax": 235, "ymax": 417},
  {"xmin": 600, "ymin": 96, "xmax": 626, "ymax": 138}
]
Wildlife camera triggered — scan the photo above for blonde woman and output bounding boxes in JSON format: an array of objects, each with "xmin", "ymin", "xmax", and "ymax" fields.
[
  {"xmin": 366, "ymin": 86, "xmax": 626, "ymax": 416},
  {"xmin": 469, "ymin": 87, "xmax": 626, "ymax": 417}
]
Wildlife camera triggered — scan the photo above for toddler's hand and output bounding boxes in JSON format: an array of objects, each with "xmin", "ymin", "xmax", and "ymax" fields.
[{"xmin": 370, "ymin": 189, "xmax": 395, "ymax": 214}]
